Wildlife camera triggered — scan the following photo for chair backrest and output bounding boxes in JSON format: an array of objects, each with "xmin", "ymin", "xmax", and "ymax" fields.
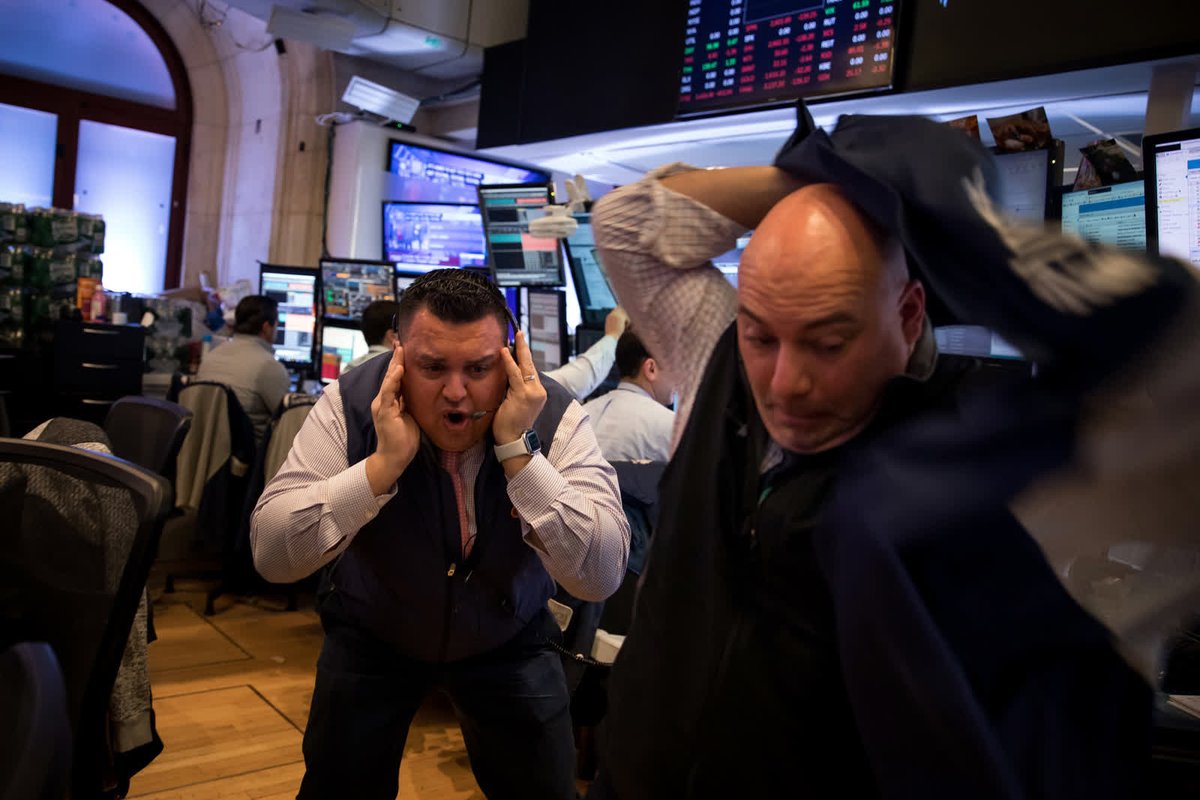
[
  {"xmin": 0, "ymin": 437, "xmax": 171, "ymax": 797},
  {"xmin": 104, "ymin": 396, "xmax": 193, "ymax": 482},
  {"xmin": 0, "ymin": 641, "xmax": 71, "ymax": 800},
  {"xmin": 263, "ymin": 396, "xmax": 318, "ymax": 484},
  {"xmin": 174, "ymin": 381, "xmax": 255, "ymax": 510}
]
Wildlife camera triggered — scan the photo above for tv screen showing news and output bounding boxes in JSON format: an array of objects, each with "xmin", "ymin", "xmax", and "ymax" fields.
[
  {"xmin": 562, "ymin": 213, "xmax": 617, "ymax": 326},
  {"xmin": 320, "ymin": 258, "xmax": 395, "ymax": 322},
  {"xmin": 382, "ymin": 201, "xmax": 487, "ymax": 271},
  {"xmin": 387, "ymin": 140, "xmax": 550, "ymax": 204},
  {"xmin": 320, "ymin": 323, "xmax": 369, "ymax": 383},
  {"xmin": 478, "ymin": 183, "xmax": 565, "ymax": 288},
  {"xmin": 1060, "ymin": 181, "xmax": 1145, "ymax": 251},
  {"xmin": 677, "ymin": 0, "xmax": 899, "ymax": 116},
  {"xmin": 993, "ymin": 148, "xmax": 1052, "ymax": 222},
  {"xmin": 1144, "ymin": 127, "xmax": 1200, "ymax": 269},
  {"xmin": 260, "ymin": 264, "xmax": 317, "ymax": 366}
]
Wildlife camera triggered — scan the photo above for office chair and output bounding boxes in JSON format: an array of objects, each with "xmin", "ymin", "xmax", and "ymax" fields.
[
  {"xmin": 103, "ymin": 396, "xmax": 193, "ymax": 483},
  {"xmin": 0, "ymin": 641, "xmax": 71, "ymax": 800},
  {"xmin": 165, "ymin": 381, "xmax": 256, "ymax": 614},
  {"xmin": 0, "ymin": 437, "xmax": 171, "ymax": 798},
  {"xmin": 229, "ymin": 392, "xmax": 321, "ymax": 612}
]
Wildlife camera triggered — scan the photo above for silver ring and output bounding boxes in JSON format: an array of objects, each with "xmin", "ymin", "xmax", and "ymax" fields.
[{"xmin": 523, "ymin": 374, "xmax": 536, "ymax": 382}]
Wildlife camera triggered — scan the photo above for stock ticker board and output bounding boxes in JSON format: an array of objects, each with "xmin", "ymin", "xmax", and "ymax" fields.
[{"xmin": 677, "ymin": 0, "xmax": 899, "ymax": 115}]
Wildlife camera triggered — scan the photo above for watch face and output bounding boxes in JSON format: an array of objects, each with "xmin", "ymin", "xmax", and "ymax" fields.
[{"xmin": 523, "ymin": 429, "xmax": 541, "ymax": 453}]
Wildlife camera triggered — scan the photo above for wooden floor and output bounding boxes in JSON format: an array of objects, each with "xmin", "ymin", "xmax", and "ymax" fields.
[{"xmin": 128, "ymin": 579, "xmax": 489, "ymax": 799}]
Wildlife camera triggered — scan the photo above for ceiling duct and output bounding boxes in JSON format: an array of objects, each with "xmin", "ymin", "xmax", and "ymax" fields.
[{"xmin": 221, "ymin": 0, "xmax": 529, "ymax": 80}]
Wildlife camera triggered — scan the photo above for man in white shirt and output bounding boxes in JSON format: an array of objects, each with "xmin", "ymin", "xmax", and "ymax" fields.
[
  {"xmin": 582, "ymin": 330, "xmax": 675, "ymax": 463},
  {"xmin": 545, "ymin": 306, "xmax": 629, "ymax": 400},
  {"xmin": 341, "ymin": 299, "xmax": 398, "ymax": 374},
  {"xmin": 251, "ymin": 268, "xmax": 628, "ymax": 800},
  {"xmin": 195, "ymin": 295, "xmax": 290, "ymax": 441}
]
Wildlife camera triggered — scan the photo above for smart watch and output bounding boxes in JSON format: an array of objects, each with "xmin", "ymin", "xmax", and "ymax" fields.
[{"xmin": 494, "ymin": 428, "xmax": 541, "ymax": 462}]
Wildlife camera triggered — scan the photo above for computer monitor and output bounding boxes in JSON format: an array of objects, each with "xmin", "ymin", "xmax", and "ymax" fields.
[
  {"xmin": 395, "ymin": 269, "xmax": 421, "ymax": 294},
  {"xmin": 319, "ymin": 323, "xmax": 369, "ymax": 384},
  {"xmin": 934, "ymin": 325, "xmax": 1022, "ymax": 360},
  {"xmin": 992, "ymin": 145, "xmax": 1061, "ymax": 222},
  {"xmin": 526, "ymin": 287, "xmax": 568, "ymax": 372},
  {"xmin": 382, "ymin": 201, "xmax": 488, "ymax": 272},
  {"xmin": 477, "ymin": 183, "xmax": 565, "ymax": 287},
  {"xmin": 562, "ymin": 212, "xmax": 617, "ymax": 327},
  {"xmin": 320, "ymin": 258, "xmax": 395, "ymax": 322},
  {"xmin": 1144, "ymin": 126, "xmax": 1200, "ymax": 269},
  {"xmin": 1059, "ymin": 180, "xmax": 1146, "ymax": 251},
  {"xmin": 712, "ymin": 231, "xmax": 754, "ymax": 288},
  {"xmin": 259, "ymin": 263, "xmax": 317, "ymax": 367}
]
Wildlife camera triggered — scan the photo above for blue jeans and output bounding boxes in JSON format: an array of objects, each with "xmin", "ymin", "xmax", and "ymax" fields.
[{"xmin": 297, "ymin": 609, "xmax": 576, "ymax": 800}]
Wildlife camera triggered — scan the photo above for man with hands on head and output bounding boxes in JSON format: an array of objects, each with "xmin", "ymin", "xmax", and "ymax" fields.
[{"xmin": 251, "ymin": 268, "xmax": 629, "ymax": 800}]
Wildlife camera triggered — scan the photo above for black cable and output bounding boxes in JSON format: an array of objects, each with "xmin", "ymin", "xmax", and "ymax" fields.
[{"xmin": 321, "ymin": 121, "xmax": 335, "ymax": 259}]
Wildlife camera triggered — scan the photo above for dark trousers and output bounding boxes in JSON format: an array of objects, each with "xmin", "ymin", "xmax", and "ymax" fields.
[{"xmin": 297, "ymin": 610, "xmax": 576, "ymax": 800}]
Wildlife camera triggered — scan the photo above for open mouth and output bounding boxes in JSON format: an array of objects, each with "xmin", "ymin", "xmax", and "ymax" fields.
[{"xmin": 444, "ymin": 411, "xmax": 470, "ymax": 429}]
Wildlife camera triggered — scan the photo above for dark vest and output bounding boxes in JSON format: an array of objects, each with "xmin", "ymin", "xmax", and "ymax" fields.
[
  {"xmin": 324, "ymin": 353, "xmax": 573, "ymax": 662},
  {"xmin": 600, "ymin": 323, "xmax": 973, "ymax": 798}
]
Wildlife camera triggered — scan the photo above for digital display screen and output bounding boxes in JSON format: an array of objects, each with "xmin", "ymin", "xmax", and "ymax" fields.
[
  {"xmin": 934, "ymin": 325, "xmax": 1022, "ymax": 361},
  {"xmin": 1060, "ymin": 181, "xmax": 1145, "ymax": 251},
  {"xmin": 261, "ymin": 267, "xmax": 316, "ymax": 366},
  {"xmin": 527, "ymin": 289, "xmax": 566, "ymax": 372},
  {"xmin": 1148, "ymin": 131, "xmax": 1200, "ymax": 268},
  {"xmin": 320, "ymin": 259, "xmax": 395, "ymax": 322},
  {"xmin": 993, "ymin": 149, "xmax": 1051, "ymax": 222},
  {"xmin": 320, "ymin": 324, "xmax": 369, "ymax": 383},
  {"xmin": 563, "ymin": 213, "xmax": 617, "ymax": 324},
  {"xmin": 382, "ymin": 202, "xmax": 487, "ymax": 271},
  {"xmin": 388, "ymin": 141, "xmax": 550, "ymax": 204},
  {"xmin": 712, "ymin": 230, "xmax": 753, "ymax": 287},
  {"xmin": 478, "ymin": 184, "xmax": 565, "ymax": 288},
  {"xmin": 677, "ymin": 0, "xmax": 898, "ymax": 116}
]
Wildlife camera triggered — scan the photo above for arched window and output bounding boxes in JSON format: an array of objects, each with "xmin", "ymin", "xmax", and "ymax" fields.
[{"xmin": 0, "ymin": 0, "xmax": 192, "ymax": 292}]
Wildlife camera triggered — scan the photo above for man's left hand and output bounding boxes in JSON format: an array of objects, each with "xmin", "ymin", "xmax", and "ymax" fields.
[{"xmin": 493, "ymin": 330, "xmax": 547, "ymax": 445}]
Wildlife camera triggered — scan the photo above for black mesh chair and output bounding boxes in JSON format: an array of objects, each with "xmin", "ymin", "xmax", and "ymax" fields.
[
  {"xmin": 0, "ymin": 641, "xmax": 71, "ymax": 800},
  {"xmin": 0, "ymin": 437, "xmax": 172, "ymax": 799},
  {"xmin": 103, "ymin": 396, "xmax": 193, "ymax": 483}
]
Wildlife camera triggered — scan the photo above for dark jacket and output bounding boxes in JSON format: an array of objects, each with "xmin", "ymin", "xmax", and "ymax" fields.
[{"xmin": 322, "ymin": 355, "xmax": 574, "ymax": 662}]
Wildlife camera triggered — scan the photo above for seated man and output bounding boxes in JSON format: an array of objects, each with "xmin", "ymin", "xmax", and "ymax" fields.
[
  {"xmin": 251, "ymin": 268, "xmax": 629, "ymax": 799},
  {"xmin": 546, "ymin": 305, "xmax": 630, "ymax": 400},
  {"xmin": 582, "ymin": 329, "xmax": 675, "ymax": 463},
  {"xmin": 195, "ymin": 294, "xmax": 289, "ymax": 442},
  {"xmin": 342, "ymin": 299, "xmax": 398, "ymax": 374}
]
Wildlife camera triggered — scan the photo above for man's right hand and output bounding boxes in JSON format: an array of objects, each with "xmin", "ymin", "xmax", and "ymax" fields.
[
  {"xmin": 605, "ymin": 306, "xmax": 630, "ymax": 339},
  {"xmin": 366, "ymin": 344, "xmax": 420, "ymax": 495}
]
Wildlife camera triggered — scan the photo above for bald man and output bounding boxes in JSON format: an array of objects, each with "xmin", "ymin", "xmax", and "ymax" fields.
[{"xmin": 586, "ymin": 163, "xmax": 941, "ymax": 798}]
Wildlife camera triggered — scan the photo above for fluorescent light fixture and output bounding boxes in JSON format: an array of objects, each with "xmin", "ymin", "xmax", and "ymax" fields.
[{"xmin": 342, "ymin": 75, "xmax": 421, "ymax": 124}]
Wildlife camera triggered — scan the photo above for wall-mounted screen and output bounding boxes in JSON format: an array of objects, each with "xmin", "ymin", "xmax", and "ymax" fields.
[
  {"xmin": 259, "ymin": 264, "xmax": 317, "ymax": 367},
  {"xmin": 320, "ymin": 258, "xmax": 395, "ymax": 322},
  {"xmin": 1144, "ymin": 126, "xmax": 1200, "ymax": 269},
  {"xmin": 677, "ymin": 0, "xmax": 900, "ymax": 117},
  {"xmin": 382, "ymin": 201, "xmax": 487, "ymax": 271},
  {"xmin": 1059, "ymin": 180, "xmax": 1145, "ymax": 251},
  {"xmin": 387, "ymin": 140, "xmax": 550, "ymax": 204},
  {"xmin": 478, "ymin": 183, "xmax": 565, "ymax": 287}
]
